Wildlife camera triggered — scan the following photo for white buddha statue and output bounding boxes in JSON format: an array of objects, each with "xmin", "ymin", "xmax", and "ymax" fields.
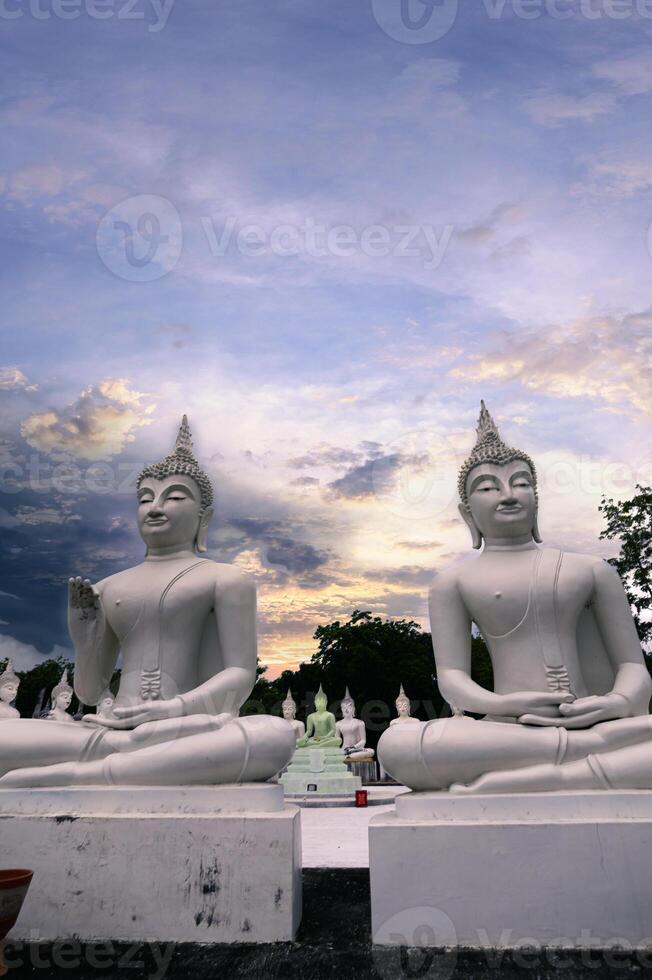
[
  {"xmin": 390, "ymin": 684, "xmax": 419, "ymax": 726},
  {"xmin": 0, "ymin": 661, "xmax": 20, "ymax": 721},
  {"xmin": 378, "ymin": 402, "xmax": 652, "ymax": 794},
  {"xmin": 0, "ymin": 416, "xmax": 294, "ymax": 788},
  {"xmin": 96, "ymin": 689, "xmax": 116, "ymax": 720},
  {"xmin": 46, "ymin": 675, "xmax": 77, "ymax": 724},
  {"xmin": 281, "ymin": 689, "xmax": 305, "ymax": 744},
  {"xmin": 336, "ymin": 688, "xmax": 374, "ymax": 760}
]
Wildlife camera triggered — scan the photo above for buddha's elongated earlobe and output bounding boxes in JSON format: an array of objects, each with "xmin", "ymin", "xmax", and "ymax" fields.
[
  {"xmin": 458, "ymin": 503, "xmax": 483, "ymax": 550},
  {"xmin": 533, "ymin": 509, "xmax": 542, "ymax": 544},
  {"xmin": 195, "ymin": 506, "xmax": 214, "ymax": 553}
]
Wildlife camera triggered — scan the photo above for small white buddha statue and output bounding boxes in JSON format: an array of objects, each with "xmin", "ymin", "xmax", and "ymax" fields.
[
  {"xmin": 46, "ymin": 675, "xmax": 77, "ymax": 725},
  {"xmin": 336, "ymin": 688, "xmax": 374, "ymax": 760},
  {"xmin": 390, "ymin": 684, "xmax": 419, "ymax": 726},
  {"xmin": 281, "ymin": 689, "xmax": 305, "ymax": 744},
  {"xmin": 0, "ymin": 661, "xmax": 20, "ymax": 720},
  {"xmin": 96, "ymin": 689, "xmax": 116, "ymax": 720}
]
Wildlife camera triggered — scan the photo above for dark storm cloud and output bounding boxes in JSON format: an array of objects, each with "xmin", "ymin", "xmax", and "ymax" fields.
[
  {"xmin": 222, "ymin": 517, "xmax": 330, "ymax": 575},
  {"xmin": 326, "ymin": 453, "xmax": 404, "ymax": 500}
]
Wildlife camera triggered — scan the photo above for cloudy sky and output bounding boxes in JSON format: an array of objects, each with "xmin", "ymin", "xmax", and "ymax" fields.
[{"xmin": 1, "ymin": 0, "xmax": 651, "ymax": 676}]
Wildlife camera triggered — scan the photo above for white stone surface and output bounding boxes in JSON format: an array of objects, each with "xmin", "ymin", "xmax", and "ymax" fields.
[
  {"xmin": 370, "ymin": 790, "xmax": 652, "ymax": 949},
  {"xmin": 301, "ymin": 789, "xmax": 407, "ymax": 867},
  {"xmin": 0, "ymin": 784, "xmax": 302, "ymax": 944}
]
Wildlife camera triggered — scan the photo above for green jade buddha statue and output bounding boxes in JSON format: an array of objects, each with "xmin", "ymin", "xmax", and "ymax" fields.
[{"xmin": 296, "ymin": 685, "xmax": 342, "ymax": 749}]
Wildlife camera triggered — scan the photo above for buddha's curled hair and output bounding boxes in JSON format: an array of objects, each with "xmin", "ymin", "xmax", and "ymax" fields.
[
  {"xmin": 137, "ymin": 415, "xmax": 214, "ymax": 513},
  {"xmin": 457, "ymin": 401, "xmax": 537, "ymax": 508}
]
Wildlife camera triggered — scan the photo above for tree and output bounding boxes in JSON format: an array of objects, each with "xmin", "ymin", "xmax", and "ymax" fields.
[{"xmin": 599, "ymin": 485, "xmax": 652, "ymax": 647}]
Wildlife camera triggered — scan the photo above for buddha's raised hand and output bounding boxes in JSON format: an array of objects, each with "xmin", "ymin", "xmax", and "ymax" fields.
[{"xmin": 68, "ymin": 576, "xmax": 106, "ymax": 649}]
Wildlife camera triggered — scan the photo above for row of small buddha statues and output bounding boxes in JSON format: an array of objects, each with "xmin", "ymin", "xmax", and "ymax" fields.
[
  {"xmin": 0, "ymin": 664, "xmax": 116, "ymax": 724},
  {"xmin": 281, "ymin": 684, "xmax": 417, "ymax": 759},
  {"xmin": 1, "ymin": 404, "xmax": 650, "ymax": 794}
]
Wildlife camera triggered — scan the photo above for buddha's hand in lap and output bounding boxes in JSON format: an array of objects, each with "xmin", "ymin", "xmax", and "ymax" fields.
[
  {"xmin": 520, "ymin": 693, "xmax": 633, "ymax": 729},
  {"xmin": 68, "ymin": 577, "xmax": 105, "ymax": 649},
  {"xmin": 497, "ymin": 690, "xmax": 575, "ymax": 718},
  {"xmin": 83, "ymin": 697, "xmax": 185, "ymax": 729}
]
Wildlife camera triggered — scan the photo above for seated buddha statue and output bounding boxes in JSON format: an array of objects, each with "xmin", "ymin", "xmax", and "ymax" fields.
[
  {"xmin": 96, "ymin": 688, "xmax": 116, "ymax": 720},
  {"xmin": 336, "ymin": 688, "xmax": 374, "ymax": 759},
  {"xmin": 378, "ymin": 402, "xmax": 652, "ymax": 794},
  {"xmin": 0, "ymin": 417, "xmax": 294, "ymax": 788},
  {"xmin": 281, "ymin": 689, "xmax": 306, "ymax": 744},
  {"xmin": 0, "ymin": 661, "xmax": 20, "ymax": 721},
  {"xmin": 46, "ymin": 675, "xmax": 77, "ymax": 724},
  {"xmin": 296, "ymin": 685, "xmax": 342, "ymax": 748},
  {"xmin": 390, "ymin": 684, "xmax": 419, "ymax": 726}
]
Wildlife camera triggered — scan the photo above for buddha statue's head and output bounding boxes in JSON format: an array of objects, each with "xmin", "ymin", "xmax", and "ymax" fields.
[
  {"xmin": 136, "ymin": 415, "xmax": 214, "ymax": 555},
  {"xmin": 97, "ymin": 689, "xmax": 115, "ymax": 718},
  {"xmin": 52, "ymin": 673, "xmax": 73, "ymax": 711},
  {"xmin": 340, "ymin": 687, "xmax": 356, "ymax": 719},
  {"xmin": 282, "ymin": 689, "xmax": 297, "ymax": 721},
  {"xmin": 0, "ymin": 660, "xmax": 19, "ymax": 705},
  {"xmin": 314, "ymin": 684, "xmax": 328, "ymax": 714},
  {"xmin": 395, "ymin": 683, "xmax": 411, "ymax": 718},
  {"xmin": 457, "ymin": 401, "xmax": 541, "ymax": 550}
]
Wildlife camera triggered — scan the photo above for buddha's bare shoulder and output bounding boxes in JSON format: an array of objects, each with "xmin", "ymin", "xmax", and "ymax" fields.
[
  {"xmin": 428, "ymin": 558, "xmax": 470, "ymax": 598},
  {"xmin": 205, "ymin": 561, "xmax": 255, "ymax": 594},
  {"xmin": 559, "ymin": 550, "xmax": 621, "ymax": 585}
]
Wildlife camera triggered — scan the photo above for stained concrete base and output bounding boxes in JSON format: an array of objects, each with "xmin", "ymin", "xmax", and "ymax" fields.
[
  {"xmin": 370, "ymin": 790, "xmax": 652, "ymax": 950},
  {"xmin": 0, "ymin": 784, "xmax": 301, "ymax": 944},
  {"xmin": 5, "ymin": 871, "xmax": 652, "ymax": 980}
]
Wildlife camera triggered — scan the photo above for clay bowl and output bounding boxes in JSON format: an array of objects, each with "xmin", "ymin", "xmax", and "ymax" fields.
[{"xmin": 0, "ymin": 871, "xmax": 33, "ymax": 977}]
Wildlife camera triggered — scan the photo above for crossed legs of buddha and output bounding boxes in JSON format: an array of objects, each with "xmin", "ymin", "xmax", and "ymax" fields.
[
  {"xmin": 0, "ymin": 714, "xmax": 295, "ymax": 787},
  {"xmin": 378, "ymin": 715, "xmax": 652, "ymax": 793}
]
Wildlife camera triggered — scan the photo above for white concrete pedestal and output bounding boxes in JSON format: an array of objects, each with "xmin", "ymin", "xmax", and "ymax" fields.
[
  {"xmin": 281, "ymin": 746, "xmax": 361, "ymax": 796},
  {"xmin": 370, "ymin": 791, "xmax": 652, "ymax": 950},
  {"xmin": 0, "ymin": 784, "xmax": 301, "ymax": 944}
]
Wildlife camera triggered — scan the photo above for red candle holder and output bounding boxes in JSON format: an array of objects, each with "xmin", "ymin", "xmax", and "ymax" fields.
[
  {"xmin": 355, "ymin": 789, "xmax": 368, "ymax": 808},
  {"xmin": 0, "ymin": 870, "xmax": 33, "ymax": 978}
]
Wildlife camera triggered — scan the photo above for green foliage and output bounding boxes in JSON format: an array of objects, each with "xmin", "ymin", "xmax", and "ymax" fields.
[{"xmin": 599, "ymin": 485, "xmax": 652, "ymax": 646}]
